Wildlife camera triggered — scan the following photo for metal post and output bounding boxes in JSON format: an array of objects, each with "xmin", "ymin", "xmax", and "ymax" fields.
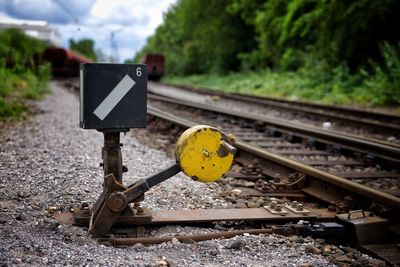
[{"xmin": 102, "ymin": 132, "xmax": 123, "ymax": 183}]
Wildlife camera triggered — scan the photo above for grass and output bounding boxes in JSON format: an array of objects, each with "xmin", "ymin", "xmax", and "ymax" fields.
[
  {"xmin": 0, "ymin": 64, "xmax": 51, "ymax": 121},
  {"xmin": 162, "ymin": 68, "xmax": 400, "ymax": 112}
]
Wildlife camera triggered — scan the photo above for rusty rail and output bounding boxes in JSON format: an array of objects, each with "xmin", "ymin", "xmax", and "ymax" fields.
[{"xmin": 98, "ymin": 228, "xmax": 273, "ymax": 247}]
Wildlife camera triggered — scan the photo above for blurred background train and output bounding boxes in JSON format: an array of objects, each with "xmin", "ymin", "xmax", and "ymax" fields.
[
  {"xmin": 140, "ymin": 53, "xmax": 165, "ymax": 81},
  {"xmin": 42, "ymin": 47, "xmax": 92, "ymax": 77},
  {"xmin": 42, "ymin": 47, "xmax": 165, "ymax": 80}
]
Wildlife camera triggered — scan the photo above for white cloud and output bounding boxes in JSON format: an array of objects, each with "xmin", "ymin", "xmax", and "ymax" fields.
[{"xmin": 0, "ymin": 0, "xmax": 176, "ymax": 62}]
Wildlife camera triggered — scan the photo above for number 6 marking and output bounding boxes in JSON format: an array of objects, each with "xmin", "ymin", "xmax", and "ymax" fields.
[{"xmin": 136, "ymin": 67, "xmax": 142, "ymax": 77}]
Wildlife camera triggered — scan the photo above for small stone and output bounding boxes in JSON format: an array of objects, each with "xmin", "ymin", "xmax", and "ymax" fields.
[
  {"xmin": 244, "ymin": 182, "xmax": 255, "ymax": 188},
  {"xmin": 323, "ymin": 245, "xmax": 332, "ymax": 253},
  {"xmin": 15, "ymin": 213, "xmax": 27, "ymax": 221},
  {"xmin": 289, "ymin": 236, "xmax": 304, "ymax": 243},
  {"xmin": 180, "ymin": 238, "xmax": 196, "ymax": 244},
  {"xmin": 322, "ymin": 121, "xmax": 332, "ymax": 129},
  {"xmin": 225, "ymin": 196, "xmax": 236, "ymax": 202},
  {"xmin": 341, "ymin": 246, "xmax": 354, "ymax": 253},
  {"xmin": 132, "ymin": 243, "xmax": 144, "ymax": 249},
  {"xmin": 304, "ymin": 244, "xmax": 322, "ymax": 254},
  {"xmin": 314, "ymin": 238, "xmax": 325, "ymax": 244},
  {"xmin": 227, "ymin": 240, "xmax": 244, "ymax": 250},
  {"xmin": 355, "ymin": 257, "xmax": 370, "ymax": 266},
  {"xmin": 18, "ymin": 191, "xmax": 31, "ymax": 198},
  {"xmin": 246, "ymin": 201, "xmax": 257, "ymax": 208},
  {"xmin": 346, "ymin": 252, "xmax": 354, "ymax": 259},
  {"xmin": 371, "ymin": 259, "xmax": 386, "ymax": 267},
  {"xmin": 351, "ymin": 261, "xmax": 363, "ymax": 267},
  {"xmin": 261, "ymin": 237, "xmax": 274, "ymax": 244},
  {"xmin": 335, "ymin": 255, "xmax": 353, "ymax": 264},
  {"xmin": 235, "ymin": 202, "xmax": 247, "ymax": 209},
  {"xmin": 222, "ymin": 178, "xmax": 231, "ymax": 184},
  {"xmin": 154, "ymin": 260, "xmax": 168, "ymax": 267},
  {"xmin": 300, "ymin": 263, "xmax": 312, "ymax": 267},
  {"xmin": 231, "ymin": 189, "xmax": 242, "ymax": 197},
  {"xmin": 336, "ymin": 248, "xmax": 345, "ymax": 255},
  {"xmin": 209, "ymin": 249, "xmax": 219, "ymax": 256},
  {"xmin": 214, "ymin": 224, "xmax": 227, "ymax": 231},
  {"xmin": 171, "ymin": 237, "xmax": 180, "ymax": 244},
  {"xmin": 256, "ymin": 198, "xmax": 265, "ymax": 206}
]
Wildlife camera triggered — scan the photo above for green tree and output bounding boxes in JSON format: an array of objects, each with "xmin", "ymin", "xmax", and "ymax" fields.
[
  {"xmin": 135, "ymin": 0, "xmax": 254, "ymax": 75},
  {"xmin": 69, "ymin": 38, "xmax": 97, "ymax": 61},
  {"xmin": 0, "ymin": 28, "xmax": 47, "ymax": 68}
]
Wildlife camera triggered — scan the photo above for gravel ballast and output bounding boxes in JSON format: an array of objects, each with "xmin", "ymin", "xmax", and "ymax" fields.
[{"xmin": 0, "ymin": 81, "xmax": 381, "ymax": 266}]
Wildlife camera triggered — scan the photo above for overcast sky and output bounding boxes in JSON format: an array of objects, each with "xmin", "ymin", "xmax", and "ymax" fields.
[{"xmin": 0, "ymin": 0, "xmax": 176, "ymax": 62}]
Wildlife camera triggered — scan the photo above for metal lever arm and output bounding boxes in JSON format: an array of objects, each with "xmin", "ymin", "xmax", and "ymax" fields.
[
  {"xmin": 90, "ymin": 163, "xmax": 181, "ymax": 236},
  {"xmin": 124, "ymin": 163, "xmax": 182, "ymax": 200}
]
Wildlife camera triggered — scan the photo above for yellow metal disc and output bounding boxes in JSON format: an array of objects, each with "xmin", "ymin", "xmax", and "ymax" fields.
[{"xmin": 175, "ymin": 125, "xmax": 235, "ymax": 183}]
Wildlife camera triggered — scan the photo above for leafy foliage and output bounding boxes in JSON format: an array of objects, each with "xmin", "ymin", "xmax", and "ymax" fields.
[
  {"xmin": 0, "ymin": 29, "xmax": 51, "ymax": 120},
  {"xmin": 69, "ymin": 38, "xmax": 97, "ymax": 61},
  {"xmin": 0, "ymin": 29, "xmax": 47, "ymax": 68},
  {"xmin": 134, "ymin": 0, "xmax": 254, "ymax": 75},
  {"xmin": 136, "ymin": 0, "xmax": 400, "ymax": 105}
]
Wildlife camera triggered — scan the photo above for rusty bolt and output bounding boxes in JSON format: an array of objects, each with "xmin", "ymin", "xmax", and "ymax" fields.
[
  {"xmin": 81, "ymin": 202, "xmax": 89, "ymax": 209},
  {"xmin": 273, "ymin": 176, "xmax": 281, "ymax": 183},
  {"xmin": 344, "ymin": 196, "xmax": 354, "ymax": 206},
  {"xmin": 337, "ymin": 204, "xmax": 346, "ymax": 214},
  {"xmin": 328, "ymin": 202, "xmax": 337, "ymax": 212},
  {"xmin": 137, "ymin": 207, "xmax": 144, "ymax": 214},
  {"xmin": 107, "ymin": 192, "xmax": 127, "ymax": 212},
  {"xmin": 296, "ymin": 204, "xmax": 304, "ymax": 211},
  {"xmin": 122, "ymin": 165, "xmax": 128, "ymax": 173},
  {"xmin": 275, "ymin": 204, "xmax": 282, "ymax": 212},
  {"xmin": 291, "ymin": 201, "xmax": 298, "ymax": 208}
]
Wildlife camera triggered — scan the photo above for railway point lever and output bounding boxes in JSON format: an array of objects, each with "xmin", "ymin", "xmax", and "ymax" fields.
[{"xmin": 78, "ymin": 63, "xmax": 236, "ymax": 237}]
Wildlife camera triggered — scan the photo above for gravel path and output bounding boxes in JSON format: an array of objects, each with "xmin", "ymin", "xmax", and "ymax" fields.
[{"xmin": 0, "ymin": 81, "xmax": 379, "ymax": 266}]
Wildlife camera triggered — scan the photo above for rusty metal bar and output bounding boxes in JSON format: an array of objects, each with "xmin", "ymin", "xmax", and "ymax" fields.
[{"xmin": 98, "ymin": 228, "xmax": 273, "ymax": 247}]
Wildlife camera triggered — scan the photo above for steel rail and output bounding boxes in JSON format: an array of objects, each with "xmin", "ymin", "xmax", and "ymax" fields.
[
  {"xmin": 147, "ymin": 105, "xmax": 400, "ymax": 211},
  {"xmin": 148, "ymin": 94, "xmax": 400, "ymax": 164},
  {"xmin": 98, "ymin": 228, "xmax": 273, "ymax": 247},
  {"xmin": 159, "ymin": 82, "xmax": 400, "ymax": 126}
]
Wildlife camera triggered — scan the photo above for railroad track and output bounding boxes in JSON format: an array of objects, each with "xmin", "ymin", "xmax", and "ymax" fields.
[
  {"xmin": 147, "ymin": 93, "xmax": 400, "ymax": 206},
  {"xmin": 144, "ymin": 102, "xmax": 400, "ymax": 264},
  {"xmin": 144, "ymin": 99, "xmax": 400, "ymax": 264},
  {"xmin": 60, "ymin": 79, "xmax": 400, "ymax": 264},
  {"xmin": 150, "ymin": 82, "xmax": 400, "ymax": 146}
]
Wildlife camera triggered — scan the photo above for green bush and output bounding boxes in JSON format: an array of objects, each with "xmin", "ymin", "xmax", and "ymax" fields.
[{"xmin": 0, "ymin": 29, "xmax": 51, "ymax": 120}]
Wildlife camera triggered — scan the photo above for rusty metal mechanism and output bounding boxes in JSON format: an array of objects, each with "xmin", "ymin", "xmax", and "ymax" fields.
[{"xmin": 85, "ymin": 126, "xmax": 237, "ymax": 237}]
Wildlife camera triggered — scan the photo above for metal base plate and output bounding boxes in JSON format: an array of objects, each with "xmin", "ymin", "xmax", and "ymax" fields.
[{"xmin": 54, "ymin": 207, "xmax": 335, "ymax": 227}]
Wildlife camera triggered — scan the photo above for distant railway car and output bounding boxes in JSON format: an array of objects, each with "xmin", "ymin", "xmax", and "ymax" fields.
[
  {"xmin": 141, "ymin": 54, "xmax": 164, "ymax": 80},
  {"xmin": 42, "ymin": 47, "xmax": 92, "ymax": 77}
]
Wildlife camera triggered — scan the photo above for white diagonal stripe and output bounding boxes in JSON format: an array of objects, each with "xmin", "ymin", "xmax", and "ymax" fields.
[{"xmin": 93, "ymin": 75, "xmax": 136, "ymax": 120}]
